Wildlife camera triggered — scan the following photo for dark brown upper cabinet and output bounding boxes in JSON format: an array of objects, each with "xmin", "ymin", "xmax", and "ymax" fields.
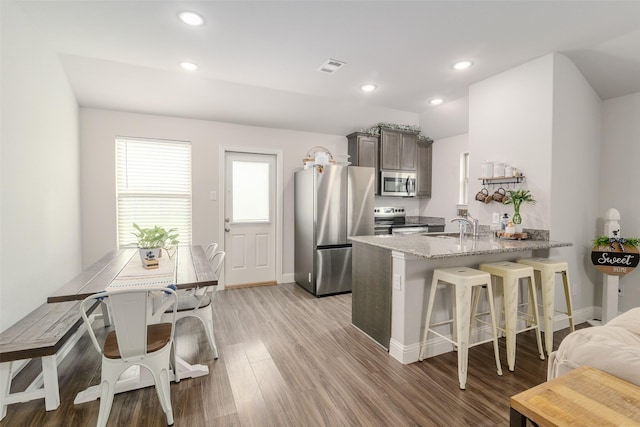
[
  {"xmin": 347, "ymin": 132, "xmax": 379, "ymax": 195},
  {"xmin": 380, "ymin": 128, "xmax": 417, "ymax": 171}
]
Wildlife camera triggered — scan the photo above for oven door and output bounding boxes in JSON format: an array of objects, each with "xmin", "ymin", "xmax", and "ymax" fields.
[
  {"xmin": 374, "ymin": 225, "xmax": 392, "ymax": 235},
  {"xmin": 380, "ymin": 171, "xmax": 416, "ymax": 197}
]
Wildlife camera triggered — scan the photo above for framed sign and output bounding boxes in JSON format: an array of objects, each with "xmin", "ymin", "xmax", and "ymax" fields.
[{"xmin": 591, "ymin": 240, "xmax": 639, "ymax": 276}]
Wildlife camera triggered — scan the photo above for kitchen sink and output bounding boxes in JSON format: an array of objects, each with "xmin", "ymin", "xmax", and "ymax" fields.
[
  {"xmin": 421, "ymin": 232, "xmax": 460, "ymax": 238},
  {"xmin": 422, "ymin": 232, "xmax": 494, "ymax": 239}
]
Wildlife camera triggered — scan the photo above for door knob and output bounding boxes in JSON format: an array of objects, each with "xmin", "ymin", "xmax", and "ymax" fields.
[
  {"xmin": 225, "ymin": 227, "xmax": 230, "ymax": 232},
  {"xmin": 224, "ymin": 218, "xmax": 230, "ymax": 223}
]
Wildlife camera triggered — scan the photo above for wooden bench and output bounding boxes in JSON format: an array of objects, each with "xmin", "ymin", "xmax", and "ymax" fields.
[{"xmin": 0, "ymin": 300, "xmax": 96, "ymax": 420}]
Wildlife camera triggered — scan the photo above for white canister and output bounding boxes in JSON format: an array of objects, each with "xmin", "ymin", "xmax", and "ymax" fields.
[
  {"xmin": 493, "ymin": 162, "xmax": 505, "ymax": 177},
  {"xmin": 481, "ymin": 161, "xmax": 494, "ymax": 178},
  {"xmin": 314, "ymin": 152, "xmax": 330, "ymax": 165},
  {"xmin": 504, "ymin": 166, "xmax": 514, "ymax": 177}
]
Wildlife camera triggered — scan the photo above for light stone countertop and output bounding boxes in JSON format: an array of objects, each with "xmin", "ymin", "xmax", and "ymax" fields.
[{"xmin": 349, "ymin": 233, "xmax": 572, "ymax": 260}]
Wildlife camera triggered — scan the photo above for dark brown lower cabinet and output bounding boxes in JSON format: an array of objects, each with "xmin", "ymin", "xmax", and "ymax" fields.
[{"xmin": 351, "ymin": 242, "xmax": 392, "ymax": 349}]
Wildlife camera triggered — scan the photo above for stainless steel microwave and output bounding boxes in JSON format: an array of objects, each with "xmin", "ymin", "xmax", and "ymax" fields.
[{"xmin": 380, "ymin": 171, "xmax": 416, "ymax": 197}]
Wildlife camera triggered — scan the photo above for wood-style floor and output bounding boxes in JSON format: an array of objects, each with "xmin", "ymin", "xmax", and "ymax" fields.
[{"xmin": 2, "ymin": 282, "xmax": 587, "ymax": 426}]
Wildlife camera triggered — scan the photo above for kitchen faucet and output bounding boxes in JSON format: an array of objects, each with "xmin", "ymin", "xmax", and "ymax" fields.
[
  {"xmin": 466, "ymin": 213, "xmax": 480, "ymax": 238},
  {"xmin": 450, "ymin": 215, "xmax": 479, "ymax": 239}
]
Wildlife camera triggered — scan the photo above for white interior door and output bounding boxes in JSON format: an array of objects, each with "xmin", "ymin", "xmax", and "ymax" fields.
[{"xmin": 224, "ymin": 152, "xmax": 277, "ymax": 287}]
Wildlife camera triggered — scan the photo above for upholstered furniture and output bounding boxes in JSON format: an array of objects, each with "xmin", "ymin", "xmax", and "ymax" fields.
[{"xmin": 548, "ymin": 307, "xmax": 640, "ymax": 386}]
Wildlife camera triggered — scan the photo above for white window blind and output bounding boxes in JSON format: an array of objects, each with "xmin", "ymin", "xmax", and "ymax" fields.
[{"xmin": 116, "ymin": 137, "xmax": 192, "ymax": 248}]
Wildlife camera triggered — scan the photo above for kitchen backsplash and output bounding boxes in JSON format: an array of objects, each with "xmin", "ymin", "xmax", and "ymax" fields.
[{"xmin": 406, "ymin": 216, "xmax": 446, "ymax": 226}]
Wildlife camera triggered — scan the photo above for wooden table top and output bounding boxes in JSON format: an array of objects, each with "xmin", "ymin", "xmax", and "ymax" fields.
[
  {"xmin": 48, "ymin": 246, "xmax": 217, "ymax": 303},
  {"xmin": 510, "ymin": 366, "xmax": 640, "ymax": 426}
]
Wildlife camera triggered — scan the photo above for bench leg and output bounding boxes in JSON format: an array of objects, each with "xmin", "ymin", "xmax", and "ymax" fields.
[
  {"xmin": 0, "ymin": 362, "xmax": 11, "ymax": 420},
  {"xmin": 42, "ymin": 355, "xmax": 60, "ymax": 411}
]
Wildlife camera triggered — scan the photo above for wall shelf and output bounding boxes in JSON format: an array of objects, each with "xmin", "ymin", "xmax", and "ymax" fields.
[{"xmin": 479, "ymin": 176, "xmax": 525, "ymax": 186}]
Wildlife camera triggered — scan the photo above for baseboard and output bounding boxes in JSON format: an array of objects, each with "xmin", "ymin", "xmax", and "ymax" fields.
[
  {"xmin": 281, "ymin": 273, "xmax": 295, "ymax": 283},
  {"xmin": 389, "ymin": 306, "xmax": 600, "ymax": 365},
  {"xmin": 390, "ymin": 335, "xmax": 455, "ymax": 365},
  {"xmin": 554, "ymin": 305, "xmax": 597, "ymax": 329}
]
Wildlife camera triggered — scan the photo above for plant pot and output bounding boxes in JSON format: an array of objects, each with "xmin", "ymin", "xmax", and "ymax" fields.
[{"xmin": 139, "ymin": 248, "xmax": 160, "ymax": 262}]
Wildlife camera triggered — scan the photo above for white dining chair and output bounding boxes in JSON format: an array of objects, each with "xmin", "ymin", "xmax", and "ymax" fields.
[
  {"xmin": 163, "ymin": 251, "xmax": 225, "ymax": 360},
  {"xmin": 80, "ymin": 287, "xmax": 178, "ymax": 427},
  {"xmin": 205, "ymin": 242, "xmax": 218, "ymax": 262}
]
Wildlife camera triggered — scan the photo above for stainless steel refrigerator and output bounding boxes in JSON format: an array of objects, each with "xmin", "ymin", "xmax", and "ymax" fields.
[{"xmin": 294, "ymin": 165, "xmax": 375, "ymax": 296}]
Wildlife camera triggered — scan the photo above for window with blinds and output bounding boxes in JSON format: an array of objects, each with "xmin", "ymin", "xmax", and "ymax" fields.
[
  {"xmin": 116, "ymin": 137, "xmax": 192, "ymax": 248},
  {"xmin": 459, "ymin": 152, "xmax": 470, "ymax": 205}
]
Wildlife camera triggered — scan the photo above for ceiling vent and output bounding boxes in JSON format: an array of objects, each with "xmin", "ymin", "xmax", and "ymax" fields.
[{"xmin": 317, "ymin": 58, "xmax": 347, "ymax": 74}]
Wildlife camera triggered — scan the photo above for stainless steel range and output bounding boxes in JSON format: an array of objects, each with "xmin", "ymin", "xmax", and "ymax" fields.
[
  {"xmin": 374, "ymin": 207, "xmax": 445, "ymax": 235},
  {"xmin": 374, "ymin": 206, "xmax": 406, "ymax": 235}
]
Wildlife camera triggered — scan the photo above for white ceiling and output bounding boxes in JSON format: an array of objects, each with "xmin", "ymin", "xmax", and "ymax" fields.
[{"xmin": 13, "ymin": 1, "xmax": 640, "ymax": 136}]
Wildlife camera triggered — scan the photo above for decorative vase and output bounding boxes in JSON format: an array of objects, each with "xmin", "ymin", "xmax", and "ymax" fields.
[{"xmin": 512, "ymin": 200, "xmax": 522, "ymax": 225}]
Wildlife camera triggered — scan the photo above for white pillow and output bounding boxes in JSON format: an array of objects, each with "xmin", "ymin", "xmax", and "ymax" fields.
[{"xmin": 550, "ymin": 307, "xmax": 640, "ymax": 386}]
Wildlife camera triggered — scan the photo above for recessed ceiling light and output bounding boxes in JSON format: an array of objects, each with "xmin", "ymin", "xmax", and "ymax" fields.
[
  {"xmin": 180, "ymin": 62, "xmax": 198, "ymax": 71},
  {"xmin": 361, "ymin": 84, "xmax": 377, "ymax": 92},
  {"xmin": 452, "ymin": 60, "xmax": 473, "ymax": 70},
  {"xmin": 178, "ymin": 11, "xmax": 204, "ymax": 26},
  {"xmin": 429, "ymin": 98, "xmax": 444, "ymax": 105}
]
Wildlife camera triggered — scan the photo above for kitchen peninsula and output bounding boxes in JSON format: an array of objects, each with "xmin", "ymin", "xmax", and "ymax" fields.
[{"xmin": 349, "ymin": 233, "xmax": 572, "ymax": 364}]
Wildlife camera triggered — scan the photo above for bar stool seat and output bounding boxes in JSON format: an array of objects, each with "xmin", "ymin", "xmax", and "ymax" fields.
[
  {"xmin": 479, "ymin": 261, "xmax": 545, "ymax": 371},
  {"xmin": 517, "ymin": 257, "xmax": 575, "ymax": 354},
  {"xmin": 419, "ymin": 267, "xmax": 502, "ymax": 389}
]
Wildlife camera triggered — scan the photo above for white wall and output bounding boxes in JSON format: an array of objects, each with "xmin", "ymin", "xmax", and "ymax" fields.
[
  {"xmin": 418, "ymin": 97, "xmax": 470, "ymax": 227},
  {"xmin": 601, "ymin": 92, "xmax": 640, "ymax": 312},
  {"xmin": 550, "ymin": 53, "xmax": 603, "ymax": 311},
  {"xmin": 469, "ymin": 55, "xmax": 554, "ymax": 229},
  {"xmin": 467, "ymin": 53, "xmax": 608, "ymax": 313},
  {"xmin": 0, "ymin": 2, "xmax": 81, "ymax": 331},
  {"xmin": 419, "ymin": 96, "xmax": 469, "ymax": 141},
  {"xmin": 418, "ymin": 133, "xmax": 469, "ymax": 230},
  {"xmin": 80, "ymin": 108, "xmax": 364, "ymax": 279}
]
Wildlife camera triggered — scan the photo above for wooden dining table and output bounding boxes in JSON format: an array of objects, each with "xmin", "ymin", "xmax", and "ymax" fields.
[
  {"xmin": 47, "ymin": 245, "xmax": 218, "ymax": 405},
  {"xmin": 48, "ymin": 245, "xmax": 217, "ymax": 303}
]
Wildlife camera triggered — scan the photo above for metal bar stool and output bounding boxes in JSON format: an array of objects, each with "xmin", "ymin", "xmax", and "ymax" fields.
[
  {"xmin": 479, "ymin": 261, "xmax": 545, "ymax": 371},
  {"xmin": 517, "ymin": 257, "xmax": 575, "ymax": 354},
  {"xmin": 419, "ymin": 267, "xmax": 503, "ymax": 389}
]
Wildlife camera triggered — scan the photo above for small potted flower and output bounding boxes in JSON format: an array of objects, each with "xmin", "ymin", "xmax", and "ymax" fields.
[{"xmin": 132, "ymin": 224, "xmax": 179, "ymax": 262}]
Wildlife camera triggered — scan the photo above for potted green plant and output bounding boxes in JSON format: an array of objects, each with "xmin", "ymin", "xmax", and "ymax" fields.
[
  {"xmin": 504, "ymin": 188, "xmax": 536, "ymax": 226},
  {"xmin": 132, "ymin": 223, "xmax": 179, "ymax": 261}
]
